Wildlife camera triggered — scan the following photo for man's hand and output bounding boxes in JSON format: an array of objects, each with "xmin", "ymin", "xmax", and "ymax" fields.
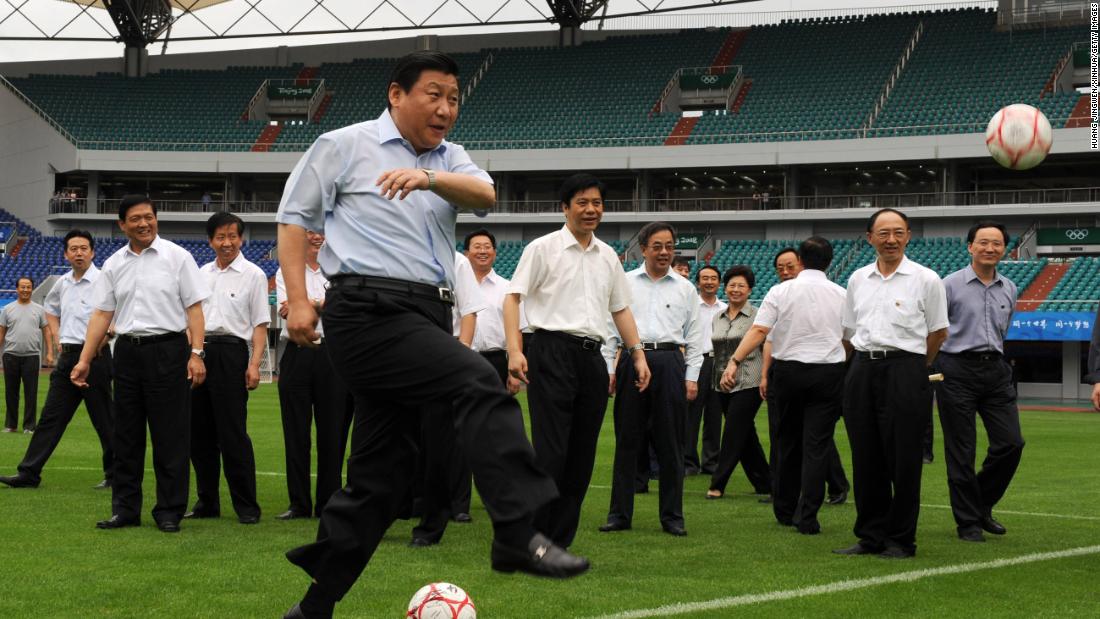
[
  {"xmin": 71, "ymin": 360, "xmax": 90, "ymax": 388},
  {"xmin": 45, "ymin": 352, "xmax": 55, "ymax": 368},
  {"xmin": 719, "ymin": 361, "xmax": 739, "ymax": 393},
  {"xmin": 632, "ymin": 352, "xmax": 652, "ymax": 392},
  {"xmin": 246, "ymin": 364, "xmax": 261, "ymax": 391},
  {"xmin": 685, "ymin": 380, "xmax": 698, "ymax": 402},
  {"xmin": 1092, "ymin": 383, "xmax": 1100, "ymax": 412},
  {"xmin": 278, "ymin": 301, "xmax": 289, "ymax": 319},
  {"xmin": 506, "ymin": 375, "xmax": 522, "ymax": 396},
  {"xmin": 508, "ymin": 350, "xmax": 529, "ymax": 385},
  {"xmin": 287, "ymin": 299, "xmax": 321, "ymax": 347},
  {"xmin": 608, "ymin": 373, "xmax": 617, "ymax": 396},
  {"xmin": 376, "ymin": 168, "xmax": 430, "ymax": 200},
  {"xmin": 759, "ymin": 375, "xmax": 768, "ymax": 400},
  {"xmin": 188, "ymin": 355, "xmax": 206, "ymax": 387}
]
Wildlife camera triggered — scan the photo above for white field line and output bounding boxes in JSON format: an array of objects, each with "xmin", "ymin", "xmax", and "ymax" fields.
[
  {"xmin": 587, "ymin": 545, "xmax": 1100, "ymax": 619},
  {"xmin": 919, "ymin": 503, "xmax": 1100, "ymax": 522}
]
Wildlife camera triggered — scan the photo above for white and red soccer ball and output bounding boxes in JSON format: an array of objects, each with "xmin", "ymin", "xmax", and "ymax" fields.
[
  {"xmin": 984, "ymin": 103, "xmax": 1053, "ymax": 171},
  {"xmin": 407, "ymin": 582, "xmax": 477, "ymax": 619}
]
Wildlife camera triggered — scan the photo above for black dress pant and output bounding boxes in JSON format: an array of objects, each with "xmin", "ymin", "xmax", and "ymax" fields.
[
  {"xmin": 765, "ymin": 365, "xmax": 848, "ymax": 497},
  {"xmin": 608, "ymin": 349, "xmax": 686, "ymax": 529},
  {"xmin": 934, "ymin": 353, "xmax": 1025, "ymax": 532},
  {"xmin": 111, "ymin": 333, "xmax": 191, "ymax": 525},
  {"xmin": 17, "ymin": 349, "xmax": 113, "ymax": 482},
  {"xmin": 285, "ymin": 284, "xmax": 556, "ymax": 600},
  {"xmin": 684, "ymin": 354, "xmax": 721, "ymax": 474},
  {"xmin": 527, "ymin": 329, "xmax": 609, "ymax": 549},
  {"xmin": 278, "ymin": 342, "xmax": 354, "ymax": 517},
  {"xmin": 4, "ymin": 353, "xmax": 39, "ymax": 431},
  {"xmin": 710, "ymin": 388, "xmax": 772, "ymax": 494},
  {"xmin": 190, "ymin": 339, "xmax": 260, "ymax": 519},
  {"xmin": 771, "ymin": 360, "xmax": 846, "ymax": 531},
  {"xmin": 843, "ymin": 353, "xmax": 930, "ymax": 554}
]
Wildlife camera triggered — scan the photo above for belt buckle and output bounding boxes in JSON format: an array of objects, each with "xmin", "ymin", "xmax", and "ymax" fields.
[
  {"xmin": 582, "ymin": 338, "xmax": 599, "ymax": 351},
  {"xmin": 868, "ymin": 350, "xmax": 886, "ymax": 360},
  {"xmin": 642, "ymin": 342, "xmax": 658, "ymax": 351},
  {"xmin": 438, "ymin": 287, "xmax": 455, "ymax": 304}
]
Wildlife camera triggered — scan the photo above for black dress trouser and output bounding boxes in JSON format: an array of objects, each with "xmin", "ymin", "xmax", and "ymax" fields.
[
  {"xmin": 684, "ymin": 355, "xmax": 721, "ymax": 473},
  {"xmin": 608, "ymin": 349, "xmax": 686, "ymax": 529},
  {"xmin": 4, "ymin": 353, "xmax": 39, "ymax": 430},
  {"xmin": 526, "ymin": 329, "xmax": 609, "ymax": 549},
  {"xmin": 286, "ymin": 284, "xmax": 556, "ymax": 600},
  {"xmin": 934, "ymin": 353, "xmax": 1024, "ymax": 532},
  {"xmin": 190, "ymin": 339, "xmax": 260, "ymax": 519},
  {"xmin": 843, "ymin": 352, "xmax": 930, "ymax": 554},
  {"xmin": 17, "ymin": 349, "xmax": 113, "ymax": 482},
  {"xmin": 709, "ymin": 388, "xmax": 772, "ymax": 495},
  {"xmin": 111, "ymin": 333, "xmax": 191, "ymax": 525},
  {"xmin": 278, "ymin": 342, "xmax": 354, "ymax": 517},
  {"xmin": 770, "ymin": 359, "xmax": 846, "ymax": 531},
  {"xmin": 766, "ymin": 365, "xmax": 849, "ymax": 497}
]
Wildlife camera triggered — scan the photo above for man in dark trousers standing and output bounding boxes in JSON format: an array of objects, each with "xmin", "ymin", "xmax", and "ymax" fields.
[
  {"xmin": 505, "ymin": 173, "xmax": 652, "ymax": 551},
  {"xmin": 723, "ymin": 237, "xmax": 847, "ymax": 535},
  {"xmin": 684, "ymin": 265, "xmax": 725, "ymax": 476},
  {"xmin": 186, "ymin": 212, "xmax": 269, "ymax": 525},
  {"xmin": 0, "ymin": 231, "xmax": 113, "ymax": 489},
  {"xmin": 1, "ymin": 276, "xmax": 53, "ymax": 433},
  {"xmin": 835, "ymin": 208, "xmax": 948, "ymax": 559},
  {"xmin": 600, "ymin": 221, "xmax": 701, "ymax": 537},
  {"xmin": 72, "ymin": 195, "xmax": 210, "ymax": 534},
  {"xmin": 935, "ymin": 220, "xmax": 1024, "ymax": 543},
  {"xmin": 274, "ymin": 230, "xmax": 354, "ymax": 521},
  {"xmin": 277, "ymin": 52, "xmax": 589, "ymax": 619}
]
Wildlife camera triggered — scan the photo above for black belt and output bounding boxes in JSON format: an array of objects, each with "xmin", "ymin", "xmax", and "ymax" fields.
[
  {"xmin": 854, "ymin": 349, "xmax": 922, "ymax": 361},
  {"xmin": 634, "ymin": 342, "xmax": 680, "ymax": 352},
  {"xmin": 205, "ymin": 334, "xmax": 246, "ymax": 346},
  {"xmin": 536, "ymin": 330, "xmax": 603, "ymax": 351},
  {"xmin": 480, "ymin": 349, "xmax": 507, "ymax": 357},
  {"xmin": 329, "ymin": 274, "xmax": 455, "ymax": 305},
  {"xmin": 703, "ymin": 352, "xmax": 714, "ymax": 359},
  {"xmin": 942, "ymin": 350, "xmax": 1002, "ymax": 362},
  {"xmin": 118, "ymin": 331, "xmax": 185, "ymax": 346},
  {"xmin": 60, "ymin": 343, "xmax": 84, "ymax": 354}
]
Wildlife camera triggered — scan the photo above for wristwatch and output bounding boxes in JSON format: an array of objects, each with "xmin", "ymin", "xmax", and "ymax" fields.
[
  {"xmin": 191, "ymin": 349, "xmax": 206, "ymax": 360},
  {"xmin": 627, "ymin": 343, "xmax": 644, "ymax": 354},
  {"xmin": 422, "ymin": 168, "xmax": 436, "ymax": 190}
]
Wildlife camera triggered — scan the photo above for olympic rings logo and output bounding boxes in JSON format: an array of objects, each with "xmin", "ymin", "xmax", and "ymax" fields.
[
  {"xmin": 1065, "ymin": 229, "xmax": 1090, "ymax": 241},
  {"xmin": 701, "ymin": 75, "xmax": 719, "ymax": 85}
]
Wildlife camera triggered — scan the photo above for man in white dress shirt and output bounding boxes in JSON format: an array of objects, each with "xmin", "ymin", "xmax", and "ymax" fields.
[
  {"xmin": 684, "ymin": 265, "xmax": 726, "ymax": 476},
  {"xmin": 834, "ymin": 209, "xmax": 948, "ymax": 559},
  {"xmin": 0, "ymin": 230, "xmax": 114, "ymax": 489},
  {"xmin": 724, "ymin": 237, "xmax": 847, "ymax": 535},
  {"xmin": 505, "ymin": 173, "xmax": 651, "ymax": 549},
  {"xmin": 600, "ymin": 221, "xmax": 701, "ymax": 537},
  {"xmin": 72, "ymin": 195, "xmax": 210, "ymax": 533},
  {"xmin": 466, "ymin": 228, "xmax": 523, "ymax": 393},
  {"xmin": 185, "ymin": 212, "xmax": 269, "ymax": 524}
]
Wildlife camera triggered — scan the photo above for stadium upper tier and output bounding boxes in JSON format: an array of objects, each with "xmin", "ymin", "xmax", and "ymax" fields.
[{"xmin": 5, "ymin": 8, "xmax": 1086, "ymax": 151}]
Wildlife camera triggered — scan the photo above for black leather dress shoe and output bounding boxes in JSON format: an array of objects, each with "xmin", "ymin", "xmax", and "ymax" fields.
[
  {"xmin": 981, "ymin": 516, "xmax": 1006, "ymax": 535},
  {"xmin": 491, "ymin": 533, "xmax": 590, "ymax": 578},
  {"xmin": 282, "ymin": 603, "xmax": 307, "ymax": 619},
  {"xmin": 183, "ymin": 508, "xmax": 220, "ymax": 519},
  {"xmin": 0, "ymin": 474, "xmax": 40, "ymax": 488},
  {"xmin": 93, "ymin": 479, "xmax": 111, "ymax": 490},
  {"xmin": 452, "ymin": 512, "xmax": 472, "ymax": 523},
  {"xmin": 157, "ymin": 520, "xmax": 181, "ymax": 533},
  {"xmin": 238, "ymin": 515, "xmax": 260, "ymax": 525},
  {"xmin": 662, "ymin": 524, "xmax": 688, "ymax": 537},
  {"xmin": 826, "ymin": 490, "xmax": 848, "ymax": 505},
  {"xmin": 832, "ymin": 542, "xmax": 882, "ymax": 555},
  {"xmin": 96, "ymin": 515, "xmax": 139, "ymax": 529},
  {"xmin": 797, "ymin": 522, "xmax": 821, "ymax": 535},
  {"xmin": 598, "ymin": 521, "xmax": 631, "ymax": 533},
  {"xmin": 879, "ymin": 546, "xmax": 915, "ymax": 559},
  {"xmin": 409, "ymin": 537, "xmax": 437, "ymax": 548},
  {"xmin": 958, "ymin": 528, "xmax": 986, "ymax": 542},
  {"xmin": 276, "ymin": 510, "xmax": 310, "ymax": 521}
]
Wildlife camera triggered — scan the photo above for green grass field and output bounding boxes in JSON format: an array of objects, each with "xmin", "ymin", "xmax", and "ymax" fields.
[{"xmin": 1, "ymin": 382, "xmax": 1098, "ymax": 618}]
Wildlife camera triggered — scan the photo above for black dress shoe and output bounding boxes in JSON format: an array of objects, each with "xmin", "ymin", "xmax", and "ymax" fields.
[
  {"xmin": 183, "ymin": 508, "xmax": 220, "ymax": 519},
  {"xmin": 409, "ymin": 537, "xmax": 438, "ymax": 548},
  {"xmin": 598, "ymin": 521, "xmax": 631, "ymax": 533},
  {"xmin": 662, "ymin": 524, "xmax": 688, "ymax": 537},
  {"xmin": 832, "ymin": 542, "xmax": 882, "ymax": 555},
  {"xmin": 826, "ymin": 490, "xmax": 848, "ymax": 506},
  {"xmin": 93, "ymin": 479, "xmax": 111, "ymax": 490},
  {"xmin": 922, "ymin": 453, "xmax": 934, "ymax": 465},
  {"xmin": 238, "ymin": 515, "xmax": 260, "ymax": 525},
  {"xmin": 96, "ymin": 515, "xmax": 139, "ymax": 529},
  {"xmin": 758, "ymin": 495, "xmax": 773, "ymax": 504},
  {"xmin": 452, "ymin": 512, "xmax": 472, "ymax": 523},
  {"xmin": 0, "ymin": 474, "xmax": 40, "ymax": 488},
  {"xmin": 980, "ymin": 516, "xmax": 1006, "ymax": 535},
  {"xmin": 879, "ymin": 546, "xmax": 915, "ymax": 559},
  {"xmin": 276, "ymin": 510, "xmax": 310, "ymax": 521},
  {"xmin": 491, "ymin": 532, "xmax": 590, "ymax": 578},
  {"xmin": 797, "ymin": 522, "xmax": 821, "ymax": 535},
  {"xmin": 958, "ymin": 528, "xmax": 986, "ymax": 542},
  {"xmin": 282, "ymin": 603, "xmax": 307, "ymax": 619},
  {"xmin": 157, "ymin": 520, "xmax": 181, "ymax": 533}
]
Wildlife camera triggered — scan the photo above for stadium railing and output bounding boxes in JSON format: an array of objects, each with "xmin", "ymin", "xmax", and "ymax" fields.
[{"xmin": 50, "ymin": 199, "xmax": 282, "ymax": 215}]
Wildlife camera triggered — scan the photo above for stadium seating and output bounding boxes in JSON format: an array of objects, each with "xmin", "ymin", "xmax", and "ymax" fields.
[{"xmin": 1039, "ymin": 257, "xmax": 1100, "ymax": 312}]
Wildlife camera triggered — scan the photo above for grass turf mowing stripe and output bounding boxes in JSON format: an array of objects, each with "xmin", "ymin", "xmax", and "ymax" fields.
[{"xmin": 587, "ymin": 544, "xmax": 1100, "ymax": 619}]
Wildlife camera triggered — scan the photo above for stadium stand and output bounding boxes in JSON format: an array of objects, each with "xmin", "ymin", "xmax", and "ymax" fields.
[{"xmin": 1039, "ymin": 257, "xmax": 1100, "ymax": 312}]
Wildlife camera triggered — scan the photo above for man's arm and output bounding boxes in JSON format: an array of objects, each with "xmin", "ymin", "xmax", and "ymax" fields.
[
  {"xmin": 720, "ymin": 325, "xmax": 770, "ymax": 393},
  {"xmin": 46, "ymin": 313, "xmax": 61, "ymax": 355},
  {"xmin": 925, "ymin": 328, "xmax": 948, "ymax": 367},
  {"xmin": 185, "ymin": 302, "xmax": 206, "ymax": 387},
  {"xmin": 278, "ymin": 223, "xmax": 319, "ymax": 347},
  {"xmin": 376, "ymin": 169, "xmax": 494, "ymax": 211},
  {"xmin": 504, "ymin": 293, "xmax": 528, "ymax": 383},
  {"xmin": 611, "ymin": 307, "xmax": 651, "ymax": 392},
  {"xmin": 247, "ymin": 324, "xmax": 268, "ymax": 391},
  {"xmin": 72, "ymin": 310, "xmax": 113, "ymax": 387},
  {"xmin": 41, "ymin": 325, "xmax": 55, "ymax": 367},
  {"xmin": 760, "ymin": 340, "xmax": 773, "ymax": 400},
  {"xmin": 458, "ymin": 313, "xmax": 477, "ymax": 347}
]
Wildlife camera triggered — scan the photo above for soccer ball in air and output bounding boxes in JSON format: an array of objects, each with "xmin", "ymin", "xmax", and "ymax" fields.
[
  {"xmin": 984, "ymin": 103, "xmax": 1052, "ymax": 170},
  {"xmin": 406, "ymin": 582, "xmax": 477, "ymax": 619}
]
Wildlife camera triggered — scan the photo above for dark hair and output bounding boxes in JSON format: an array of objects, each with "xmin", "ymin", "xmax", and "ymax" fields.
[
  {"xmin": 558, "ymin": 173, "xmax": 606, "ymax": 206},
  {"xmin": 464, "ymin": 228, "xmax": 496, "ymax": 250},
  {"xmin": 118, "ymin": 194, "xmax": 155, "ymax": 221},
  {"xmin": 387, "ymin": 51, "xmax": 460, "ymax": 109},
  {"xmin": 672, "ymin": 256, "xmax": 691, "ymax": 269},
  {"xmin": 723, "ymin": 265, "xmax": 755, "ymax": 289},
  {"xmin": 867, "ymin": 208, "xmax": 909, "ymax": 231},
  {"xmin": 63, "ymin": 229, "xmax": 95, "ymax": 252},
  {"xmin": 16, "ymin": 276, "xmax": 33, "ymax": 288},
  {"xmin": 773, "ymin": 247, "xmax": 799, "ymax": 268},
  {"xmin": 966, "ymin": 220, "xmax": 1010, "ymax": 246},
  {"xmin": 639, "ymin": 221, "xmax": 676, "ymax": 248},
  {"xmin": 206, "ymin": 211, "xmax": 244, "ymax": 239},
  {"xmin": 799, "ymin": 236, "xmax": 834, "ymax": 271},
  {"xmin": 695, "ymin": 265, "xmax": 721, "ymax": 282}
]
